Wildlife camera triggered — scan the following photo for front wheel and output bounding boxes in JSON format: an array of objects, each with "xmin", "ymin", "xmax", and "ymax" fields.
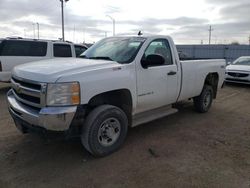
[
  {"xmin": 193, "ymin": 85, "xmax": 213, "ymax": 113},
  {"xmin": 81, "ymin": 105, "xmax": 128, "ymax": 157}
]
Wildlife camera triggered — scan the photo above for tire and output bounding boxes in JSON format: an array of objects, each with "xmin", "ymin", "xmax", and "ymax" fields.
[
  {"xmin": 193, "ymin": 85, "xmax": 213, "ymax": 113},
  {"xmin": 81, "ymin": 105, "xmax": 128, "ymax": 157}
]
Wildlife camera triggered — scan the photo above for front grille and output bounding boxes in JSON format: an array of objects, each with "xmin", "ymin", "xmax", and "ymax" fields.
[
  {"xmin": 15, "ymin": 92, "xmax": 40, "ymax": 104},
  {"xmin": 11, "ymin": 77, "xmax": 46, "ymax": 109},
  {"xmin": 12, "ymin": 77, "xmax": 41, "ymax": 90},
  {"xmin": 228, "ymin": 72, "xmax": 249, "ymax": 78}
]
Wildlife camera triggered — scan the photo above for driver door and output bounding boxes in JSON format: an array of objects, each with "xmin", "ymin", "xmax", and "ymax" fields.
[{"xmin": 136, "ymin": 39, "xmax": 178, "ymax": 113}]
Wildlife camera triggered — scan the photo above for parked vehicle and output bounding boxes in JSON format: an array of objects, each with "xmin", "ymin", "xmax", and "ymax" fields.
[
  {"xmin": 225, "ymin": 56, "xmax": 250, "ymax": 84},
  {"xmin": 0, "ymin": 38, "xmax": 88, "ymax": 82},
  {"xmin": 7, "ymin": 35, "xmax": 225, "ymax": 157}
]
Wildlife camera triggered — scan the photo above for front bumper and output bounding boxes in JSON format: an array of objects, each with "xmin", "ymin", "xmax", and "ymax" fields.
[
  {"xmin": 7, "ymin": 90, "xmax": 77, "ymax": 133},
  {"xmin": 225, "ymin": 76, "xmax": 250, "ymax": 84},
  {"xmin": 225, "ymin": 78, "xmax": 250, "ymax": 84}
]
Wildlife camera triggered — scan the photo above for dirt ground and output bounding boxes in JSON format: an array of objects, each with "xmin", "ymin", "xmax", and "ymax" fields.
[{"xmin": 0, "ymin": 83, "xmax": 250, "ymax": 188}]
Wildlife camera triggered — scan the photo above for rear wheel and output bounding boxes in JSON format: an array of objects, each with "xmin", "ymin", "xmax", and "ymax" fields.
[
  {"xmin": 81, "ymin": 105, "xmax": 128, "ymax": 157},
  {"xmin": 193, "ymin": 85, "xmax": 213, "ymax": 113}
]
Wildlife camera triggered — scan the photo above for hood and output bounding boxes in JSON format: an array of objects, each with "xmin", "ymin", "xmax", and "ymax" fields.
[
  {"xmin": 12, "ymin": 58, "xmax": 120, "ymax": 82},
  {"xmin": 226, "ymin": 64, "xmax": 250, "ymax": 72}
]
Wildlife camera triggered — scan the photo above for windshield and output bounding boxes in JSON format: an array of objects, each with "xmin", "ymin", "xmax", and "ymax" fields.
[
  {"xmin": 80, "ymin": 37, "xmax": 146, "ymax": 64},
  {"xmin": 233, "ymin": 57, "xmax": 250, "ymax": 66}
]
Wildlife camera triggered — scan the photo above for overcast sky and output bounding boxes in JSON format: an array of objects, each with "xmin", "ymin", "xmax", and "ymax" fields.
[{"xmin": 0, "ymin": 0, "xmax": 249, "ymax": 44}]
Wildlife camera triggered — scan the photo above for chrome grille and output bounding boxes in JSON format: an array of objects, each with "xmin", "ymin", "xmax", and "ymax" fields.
[{"xmin": 11, "ymin": 77, "xmax": 46, "ymax": 109}]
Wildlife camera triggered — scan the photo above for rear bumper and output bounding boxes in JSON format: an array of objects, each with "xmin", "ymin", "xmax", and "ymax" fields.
[{"xmin": 7, "ymin": 89, "xmax": 78, "ymax": 134}]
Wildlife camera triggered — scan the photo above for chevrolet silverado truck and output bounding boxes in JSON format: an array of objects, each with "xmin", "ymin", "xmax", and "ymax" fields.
[{"xmin": 7, "ymin": 35, "xmax": 225, "ymax": 157}]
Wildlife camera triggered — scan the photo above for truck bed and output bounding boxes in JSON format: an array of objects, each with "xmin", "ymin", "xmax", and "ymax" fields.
[{"xmin": 177, "ymin": 59, "xmax": 225, "ymax": 101}]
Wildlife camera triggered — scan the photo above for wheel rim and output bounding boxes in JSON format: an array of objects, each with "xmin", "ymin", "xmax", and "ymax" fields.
[
  {"xmin": 203, "ymin": 91, "xmax": 212, "ymax": 108},
  {"xmin": 97, "ymin": 117, "xmax": 121, "ymax": 147}
]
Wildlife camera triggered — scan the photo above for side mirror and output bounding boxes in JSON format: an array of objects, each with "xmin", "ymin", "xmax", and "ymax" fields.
[{"xmin": 141, "ymin": 54, "xmax": 165, "ymax": 68}]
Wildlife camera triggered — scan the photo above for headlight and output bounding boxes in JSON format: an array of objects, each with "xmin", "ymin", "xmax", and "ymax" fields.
[{"xmin": 46, "ymin": 82, "xmax": 80, "ymax": 106}]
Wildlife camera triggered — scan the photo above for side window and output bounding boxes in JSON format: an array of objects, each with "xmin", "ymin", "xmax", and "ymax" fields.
[
  {"xmin": 0, "ymin": 40, "xmax": 47, "ymax": 56},
  {"xmin": 53, "ymin": 44, "xmax": 72, "ymax": 57},
  {"xmin": 74, "ymin": 45, "xmax": 87, "ymax": 57},
  {"xmin": 143, "ymin": 39, "xmax": 173, "ymax": 66}
]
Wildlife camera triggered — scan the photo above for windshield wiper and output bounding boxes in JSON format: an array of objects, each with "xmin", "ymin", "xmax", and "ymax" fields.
[{"xmin": 89, "ymin": 56, "xmax": 114, "ymax": 61}]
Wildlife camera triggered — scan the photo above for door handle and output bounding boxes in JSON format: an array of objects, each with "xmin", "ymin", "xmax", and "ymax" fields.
[{"xmin": 167, "ymin": 71, "xmax": 177, "ymax": 76}]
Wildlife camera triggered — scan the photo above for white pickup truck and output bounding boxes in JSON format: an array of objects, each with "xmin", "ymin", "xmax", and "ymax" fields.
[{"xmin": 7, "ymin": 35, "xmax": 225, "ymax": 157}]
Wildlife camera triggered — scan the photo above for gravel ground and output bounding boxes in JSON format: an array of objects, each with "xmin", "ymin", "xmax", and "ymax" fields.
[{"xmin": 0, "ymin": 83, "xmax": 250, "ymax": 188}]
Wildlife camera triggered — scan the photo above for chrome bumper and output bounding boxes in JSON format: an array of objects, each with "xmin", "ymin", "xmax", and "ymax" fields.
[{"xmin": 7, "ymin": 90, "xmax": 77, "ymax": 132}]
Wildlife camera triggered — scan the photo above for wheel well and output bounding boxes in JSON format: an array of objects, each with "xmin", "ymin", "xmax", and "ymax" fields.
[
  {"xmin": 87, "ymin": 89, "xmax": 133, "ymax": 126},
  {"xmin": 204, "ymin": 73, "xmax": 219, "ymax": 98}
]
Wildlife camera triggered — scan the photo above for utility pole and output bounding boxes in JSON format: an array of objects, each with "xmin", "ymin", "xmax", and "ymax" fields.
[
  {"xmin": 23, "ymin": 29, "xmax": 26, "ymax": 38},
  {"xmin": 59, "ymin": 0, "xmax": 69, "ymax": 41},
  {"xmin": 37, "ymin": 22, "xmax": 39, "ymax": 39},
  {"xmin": 106, "ymin": 15, "xmax": 115, "ymax": 36},
  {"xmin": 73, "ymin": 25, "xmax": 75, "ymax": 42},
  {"xmin": 83, "ymin": 29, "xmax": 85, "ymax": 43},
  {"xmin": 208, "ymin": 25, "xmax": 213, "ymax": 45},
  {"xmin": 32, "ymin": 23, "xmax": 36, "ymax": 39}
]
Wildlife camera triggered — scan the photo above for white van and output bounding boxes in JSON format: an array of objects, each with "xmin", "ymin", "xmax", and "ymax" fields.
[{"xmin": 0, "ymin": 38, "xmax": 88, "ymax": 82}]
